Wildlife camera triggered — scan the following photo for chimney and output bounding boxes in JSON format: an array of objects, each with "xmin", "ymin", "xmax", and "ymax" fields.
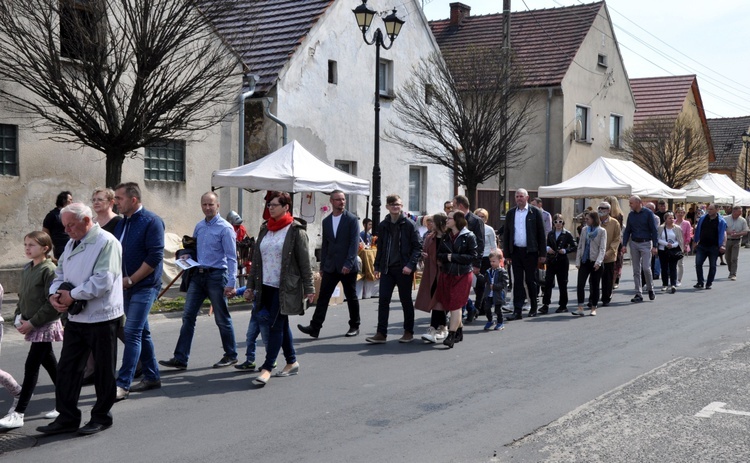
[{"xmin": 449, "ymin": 2, "xmax": 471, "ymax": 26}]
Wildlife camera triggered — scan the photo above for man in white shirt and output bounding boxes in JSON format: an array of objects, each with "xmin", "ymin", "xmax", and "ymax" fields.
[{"xmin": 724, "ymin": 205, "xmax": 749, "ymax": 280}]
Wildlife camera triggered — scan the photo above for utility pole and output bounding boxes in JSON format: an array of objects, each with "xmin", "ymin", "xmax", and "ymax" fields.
[{"xmin": 500, "ymin": 0, "xmax": 511, "ymax": 213}]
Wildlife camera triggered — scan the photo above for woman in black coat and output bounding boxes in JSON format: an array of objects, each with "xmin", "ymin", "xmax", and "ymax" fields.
[{"xmin": 541, "ymin": 214, "xmax": 576, "ymax": 314}]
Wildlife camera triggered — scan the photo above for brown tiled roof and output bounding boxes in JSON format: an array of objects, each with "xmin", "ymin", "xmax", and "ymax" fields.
[
  {"xmin": 630, "ymin": 75, "xmax": 715, "ymax": 161},
  {"xmin": 207, "ymin": 0, "xmax": 334, "ymax": 94},
  {"xmin": 630, "ymin": 75, "xmax": 696, "ymax": 123},
  {"xmin": 429, "ymin": 2, "xmax": 604, "ymax": 88},
  {"xmin": 707, "ymin": 116, "xmax": 750, "ymax": 171}
]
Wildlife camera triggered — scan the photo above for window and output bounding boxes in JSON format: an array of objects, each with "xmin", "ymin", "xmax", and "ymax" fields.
[
  {"xmin": 424, "ymin": 84, "xmax": 434, "ymax": 105},
  {"xmin": 328, "ymin": 60, "xmax": 338, "ymax": 84},
  {"xmin": 378, "ymin": 59, "xmax": 393, "ymax": 97},
  {"xmin": 597, "ymin": 53, "xmax": 608, "ymax": 68},
  {"xmin": 610, "ymin": 114, "xmax": 622, "ymax": 148},
  {"xmin": 334, "ymin": 161, "xmax": 356, "ymax": 215},
  {"xmin": 408, "ymin": 166, "xmax": 426, "ymax": 213},
  {"xmin": 0, "ymin": 124, "xmax": 18, "ymax": 176},
  {"xmin": 145, "ymin": 140, "xmax": 185, "ymax": 181},
  {"xmin": 60, "ymin": 0, "xmax": 101, "ymax": 61},
  {"xmin": 575, "ymin": 105, "xmax": 590, "ymax": 142}
]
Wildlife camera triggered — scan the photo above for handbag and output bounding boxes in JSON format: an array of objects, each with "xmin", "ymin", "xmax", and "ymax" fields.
[{"xmin": 664, "ymin": 228, "xmax": 683, "ymax": 261}]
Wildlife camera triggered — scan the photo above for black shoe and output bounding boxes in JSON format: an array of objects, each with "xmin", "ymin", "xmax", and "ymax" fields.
[
  {"xmin": 539, "ymin": 305, "xmax": 549, "ymax": 315},
  {"xmin": 555, "ymin": 307, "xmax": 568, "ymax": 313},
  {"xmin": 37, "ymin": 421, "xmax": 79, "ymax": 435},
  {"xmin": 648, "ymin": 291, "xmax": 655, "ymax": 301},
  {"xmin": 455, "ymin": 327, "xmax": 463, "ymax": 343},
  {"xmin": 631, "ymin": 294, "xmax": 643, "ymax": 303},
  {"xmin": 134, "ymin": 368, "xmax": 143, "ymax": 379},
  {"xmin": 693, "ymin": 283, "xmax": 704, "ymax": 289},
  {"xmin": 705, "ymin": 284, "xmax": 712, "ymax": 290},
  {"xmin": 528, "ymin": 311, "xmax": 538, "ymax": 318},
  {"xmin": 345, "ymin": 327, "xmax": 359, "ymax": 337},
  {"xmin": 601, "ymin": 301, "xmax": 610, "ymax": 307},
  {"xmin": 505, "ymin": 314, "xmax": 523, "ymax": 321},
  {"xmin": 443, "ymin": 331, "xmax": 456, "ymax": 348},
  {"xmin": 213, "ymin": 356, "xmax": 238, "ymax": 368},
  {"xmin": 78, "ymin": 421, "xmax": 111, "ymax": 435},
  {"xmin": 466, "ymin": 310, "xmax": 476, "ymax": 323},
  {"xmin": 129, "ymin": 379, "xmax": 162, "ymax": 393},
  {"xmin": 158, "ymin": 358, "xmax": 187, "ymax": 370},
  {"xmin": 297, "ymin": 324, "xmax": 320, "ymax": 338}
]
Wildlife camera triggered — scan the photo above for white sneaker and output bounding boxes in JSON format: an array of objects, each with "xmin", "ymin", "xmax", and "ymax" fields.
[
  {"xmin": 676, "ymin": 281, "xmax": 682, "ymax": 287},
  {"xmin": 44, "ymin": 409, "xmax": 60, "ymax": 419},
  {"xmin": 0, "ymin": 411, "xmax": 24, "ymax": 429},
  {"xmin": 661, "ymin": 286, "xmax": 668, "ymax": 292},
  {"xmin": 421, "ymin": 327, "xmax": 437, "ymax": 344},
  {"xmin": 116, "ymin": 386, "xmax": 129, "ymax": 401},
  {"xmin": 7, "ymin": 395, "xmax": 19, "ymax": 414},
  {"xmin": 435, "ymin": 326, "xmax": 448, "ymax": 342}
]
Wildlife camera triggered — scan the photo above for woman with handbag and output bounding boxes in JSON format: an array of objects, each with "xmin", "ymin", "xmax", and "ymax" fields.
[
  {"xmin": 657, "ymin": 212, "xmax": 684, "ymax": 294},
  {"xmin": 574, "ymin": 212, "xmax": 607, "ymax": 316}
]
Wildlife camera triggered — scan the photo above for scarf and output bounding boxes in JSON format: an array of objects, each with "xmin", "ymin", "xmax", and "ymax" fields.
[
  {"xmin": 267, "ymin": 212, "xmax": 293, "ymax": 232},
  {"xmin": 583, "ymin": 225, "xmax": 599, "ymax": 263}
]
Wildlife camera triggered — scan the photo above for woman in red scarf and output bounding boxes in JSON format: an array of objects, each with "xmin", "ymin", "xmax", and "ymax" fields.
[{"xmin": 246, "ymin": 192, "xmax": 314, "ymax": 386}]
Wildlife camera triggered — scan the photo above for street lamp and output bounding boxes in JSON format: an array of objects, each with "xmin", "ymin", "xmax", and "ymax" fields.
[
  {"xmin": 742, "ymin": 131, "xmax": 750, "ymax": 191},
  {"xmin": 353, "ymin": 1, "xmax": 405, "ymax": 224}
]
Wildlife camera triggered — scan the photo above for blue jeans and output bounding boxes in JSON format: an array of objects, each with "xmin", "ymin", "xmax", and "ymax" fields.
[
  {"xmin": 174, "ymin": 269, "xmax": 237, "ymax": 364},
  {"xmin": 244, "ymin": 299, "xmax": 269, "ymax": 363},
  {"xmin": 117, "ymin": 286, "xmax": 160, "ymax": 388},
  {"xmin": 695, "ymin": 244, "xmax": 719, "ymax": 285},
  {"xmin": 256, "ymin": 286, "xmax": 295, "ymax": 372}
]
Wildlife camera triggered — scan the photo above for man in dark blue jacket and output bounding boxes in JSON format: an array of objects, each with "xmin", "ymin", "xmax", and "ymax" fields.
[
  {"xmin": 113, "ymin": 182, "xmax": 164, "ymax": 400},
  {"xmin": 366, "ymin": 194, "xmax": 422, "ymax": 344},
  {"xmin": 298, "ymin": 190, "xmax": 361, "ymax": 338}
]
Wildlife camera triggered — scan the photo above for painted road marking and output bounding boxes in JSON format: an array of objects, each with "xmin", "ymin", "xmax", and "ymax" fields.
[{"xmin": 695, "ymin": 402, "xmax": 750, "ymax": 418}]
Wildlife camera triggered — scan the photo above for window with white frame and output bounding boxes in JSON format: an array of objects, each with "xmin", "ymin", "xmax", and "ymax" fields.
[
  {"xmin": 575, "ymin": 105, "xmax": 591, "ymax": 142},
  {"xmin": 610, "ymin": 114, "xmax": 622, "ymax": 148},
  {"xmin": 408, "ymin": 166, "xmax": 426, "ymax": 214},
  {"xmin": 378, "ymin": 59, "xmax": 393, "ymax": 97},
  {"xmin": 0, "ymin": 124, "xmax": 18, "ymax": 176},
  {"xmin": 334, "ymin": 160, "xmax": 357, "ymax": 215},
  {"xmin": 145, "ymin": 139, "xmax": 185, "ymax": 181}
]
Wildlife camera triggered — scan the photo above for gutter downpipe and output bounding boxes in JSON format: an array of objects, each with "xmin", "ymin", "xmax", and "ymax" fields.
[
  {"xmin": 237, "ymin": 74, "xmax": 259, "ymax": 214},
  {"xmin": 545, "ymin": 87, "xmax": 553, "ymax": 185},
  {"xmin": 263, "ymin": 97, "xmax": 288, "ymax": 146}
]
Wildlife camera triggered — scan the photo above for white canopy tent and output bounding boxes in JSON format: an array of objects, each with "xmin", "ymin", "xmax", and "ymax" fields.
[
  {"xmin": 211, "ymin": 140, "xmax": 371, "ymax": 195},
  {"xmin": 682, "ymin": 173, "xmax": 750, "ymax": 207},
  {"xmin": 538, "ymin": 157, "xmax": 687, "ymax": 199}
]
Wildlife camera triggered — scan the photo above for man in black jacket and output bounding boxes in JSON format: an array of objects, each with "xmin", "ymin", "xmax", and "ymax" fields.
[
  {"xmin": 298, "ymin": 191, "xmax": 361, "ymax": 338},
  {"xmin": 366, "ymin": 194, "xmax": 422, "ymax": 344},
  {"xmin": 502, "ymin": 188, "xmax": 546, "ymax": 320}
]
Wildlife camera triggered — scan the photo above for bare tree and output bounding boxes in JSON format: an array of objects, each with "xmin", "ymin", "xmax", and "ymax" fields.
[
  {"xmin": 386, "ymin": 48, "xmax": 536, "ymax": 209},
  {"xmin": 623, "ymin": 115, "xmax": 709, "ymax": 189},
  {"xmin": 0, "ymin": 0, "xmax": 245, "ymax": 187}
]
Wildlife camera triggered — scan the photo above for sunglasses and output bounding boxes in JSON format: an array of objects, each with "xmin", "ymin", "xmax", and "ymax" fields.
[{"xmin": 597, "ymin": 207, "xmax": 609, "ymax": 211}]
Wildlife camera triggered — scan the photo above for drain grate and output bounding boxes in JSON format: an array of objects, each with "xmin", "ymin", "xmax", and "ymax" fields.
[{"xmin": 0, "ymin": 432, "xmax": 37, "ymax": 454}]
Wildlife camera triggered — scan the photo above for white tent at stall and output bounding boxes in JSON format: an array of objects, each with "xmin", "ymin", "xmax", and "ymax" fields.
[
  {"xmin": 538, "ymin": 157, "xmax": 686, "ymax": 199},
  {"xmin": 682, "ymin": 173, "xmax": 750, "ymax": 206},
  {"xmin": 211, "ymin": 140, "xmax": 371, "ymax": 195}
]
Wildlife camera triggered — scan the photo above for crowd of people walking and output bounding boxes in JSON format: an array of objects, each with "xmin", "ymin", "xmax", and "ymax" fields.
[{"xmin": 1, "ymin": 183, "xmax": 748, "ymax": 437}]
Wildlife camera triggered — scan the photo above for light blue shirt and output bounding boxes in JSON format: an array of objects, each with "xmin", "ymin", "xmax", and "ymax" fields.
[{"xmin": 194, "ymin": 215, "xmax": 237, "ymax": 288}]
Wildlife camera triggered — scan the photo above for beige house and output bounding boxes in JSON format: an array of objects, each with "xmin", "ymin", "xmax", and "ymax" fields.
[
  {"xmin": 430, "ymin": 1, "xmax": 636, "ymax": 228},
  {"xmin": 707, "ymin": 116, "xmax": 750, "ymax": 189}
]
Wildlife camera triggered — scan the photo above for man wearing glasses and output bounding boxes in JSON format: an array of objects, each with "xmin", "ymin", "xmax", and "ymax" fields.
[
  {"xmin": 160, "ymin": 192, "xmax": 238, "ymax": 370},
  {"xmin": 597, "ymin": 201, "xmax": 621, "ymax": 306},
  {"xmin": 366, "ymin": 195, "xmax": 422, "ymax": 344}
]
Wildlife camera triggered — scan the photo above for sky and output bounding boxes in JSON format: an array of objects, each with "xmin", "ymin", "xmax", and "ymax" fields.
[{"xmin": 403, "ymin": 0, "xmax": 750, "ymax": 119}]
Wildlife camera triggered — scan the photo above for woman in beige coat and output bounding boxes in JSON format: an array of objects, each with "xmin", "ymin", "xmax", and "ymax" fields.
[
  {"xmin": 657, "ymin": 212, "xmax": 685, "ymax": 294},
  {"xmin": 574, "ymin": 211, "xmax": 607, "ymax": 316}
]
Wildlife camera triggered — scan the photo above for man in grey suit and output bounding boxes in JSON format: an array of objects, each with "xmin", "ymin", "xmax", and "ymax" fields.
[{"xmin": 298, "ymin": 190, "xmax": 361, "ymax": 338}]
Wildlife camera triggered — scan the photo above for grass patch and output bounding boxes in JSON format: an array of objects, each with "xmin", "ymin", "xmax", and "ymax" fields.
[{"xmin": 151, "ymin": 295, "xmax": 249, "ymax": 314}]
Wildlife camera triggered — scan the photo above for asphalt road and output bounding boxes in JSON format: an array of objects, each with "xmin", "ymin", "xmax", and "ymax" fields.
[{"xmin": 1, "ymin": 251, "xmax": 749, "ymax": 462}]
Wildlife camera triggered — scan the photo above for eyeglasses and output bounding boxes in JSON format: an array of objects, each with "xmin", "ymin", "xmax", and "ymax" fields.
[
  {"xmin": 597, "ymin": 207, "xmax": 609, "ymax": 211},
  {"xmin": 388, "ymin": 203, "xmax": 403, "ymax": 207},
  {"xmin": 92, "ymin": 198, "xmax": 108, "ymax": 203},
  {"xmin": 553, "ymin": 220, "xmax": 564, "ymax": 224},
  {"xmin": 266, "ymin": 202, "xmax": 282, "ymax": 209}
]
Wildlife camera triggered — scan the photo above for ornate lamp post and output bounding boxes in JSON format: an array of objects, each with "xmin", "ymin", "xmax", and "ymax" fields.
[
  {"xmin": 742, "ymin": 131, "xmax": 750, "ymax": 191},
  {"xmin": 353, "ymin": 1, "xmax": 405, "ymax": 224}
]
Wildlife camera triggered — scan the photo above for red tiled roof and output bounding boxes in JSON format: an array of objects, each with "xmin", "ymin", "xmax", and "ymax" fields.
[
  {"xmin": 630, "ymin": 75, "xmax": 697, "ymax": 123},
  {"xmin": 207, "ymin": 0, "xmax": 334, "ymax": 94},
  {"xmin": 707, "ymin": 116, "xmax": 750, "ymax": 171},
  {"xmin": 429, "ymin": 2, "xmax": 604, "ymax": 88}
]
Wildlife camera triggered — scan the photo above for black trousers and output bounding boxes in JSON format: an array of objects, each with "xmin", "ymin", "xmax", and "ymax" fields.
[
  {"xmin": 54, "ymin": 319, "xmax": 119, "ymax": 428},
  {"xmin": 429, "ymin": 310, "xmax": 447, "ymax": 329},
  {"xmin": 577, "ymin": 261, "xmax": 603, "ymax": 306},
  {"xmin": 310, "ymin": 271, "xmax": 360, "ymax": 331},
  {"xmin": 542, "ymin": 257, "xmax": 569, "ymax": 309},
  {"xmin": 16, "ymin": 342, "xmax": 57, "ymax": 414},
  {"xmin": 600, "ymin": 261, "xmax": 615, "ymax": 304},
  {"xmin": 473, "ymin": 256, "xmax": 490, "ymax": 314},
  {"xmin": 511, "ymin": 247, "xmax": 539, "ymax": 315},
  {"xmin": 377, "ymin": 270, "xmax": 415, "ymax": 335}
]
